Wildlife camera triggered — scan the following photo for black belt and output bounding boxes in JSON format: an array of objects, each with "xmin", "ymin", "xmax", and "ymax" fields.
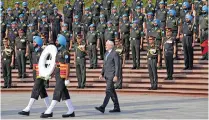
[
  {"xmin": 148, "ymin": 57, "xmax": 156, "ymax": 60},
  {"xmin": 165, "ymin": 49, "xmax": 173, "ymax": 52},
  {"xmin": 130, "ymin": 37, "xmax": 140, "ymax": 40},
  {"xmin": 89, "ymin": 43, "xmax": 96, "ymax": 45},
  {"xmin": 121, "ymin": 32, "xmax": 129, "ymax": 34},
  {"xmin": 2, "ymin": 58, "xmax": 11, "ymax": 61},
  {"xmin": 76, "ymin": 57, "xmax": 85, "ymax": 59},
  {"xmin": 183, "ymin": 34, "xmax": 192, "ymax": 36},
  {"xmin": 17, "ymin": 48, "xmax": 26, "ymax": 51}
]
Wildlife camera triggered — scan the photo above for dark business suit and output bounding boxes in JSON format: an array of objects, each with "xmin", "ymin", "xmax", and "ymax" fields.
[{"xmin": 101, "ymin": 49, "xmax": 120, "ymax": 109}]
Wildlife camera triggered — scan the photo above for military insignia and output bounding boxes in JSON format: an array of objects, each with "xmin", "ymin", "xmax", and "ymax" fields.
[
  {"xmin": 14, "ymin": 32, "xmax": 17, "ymax": 34},
  {"xmin": 107, "ymin": 1, "xmax": 110, "ymax": 3},
  {"xmin": 68, "ymin": 8, "xmax": 72, "ymax": 10},
  {"xmin": 20, "ymin": 39, "xmax": 26, "ymax": 42},
  {"xmin": 126, "ymin": 23, "xmax": 129, "ymax": 26},
  {"xmin": 56, "ymin": 16, "xmax": 60, "ymax": 18},
  {"xmin": 79, "ymin": 2, "xmax": 82, "ymax": 4},
  {"xmin": 125, "ymin": 8, "xmax": 129, "ymax": 11},
  {"xmin": 45, "ymin": 25, "xmax": 48, "ymax": 27},
  {"xmin": 88, "ymin": 16, "xmax": 91, "ymax": 19},
  {"xmin": 139, "ymin": 16, "xmax": 142, "ymax": 18},
  {"xmin": 96, "ymin": 5, "xmax": 99, "ymax": 8},
  {"xmin": 41, "ymin": 11, "xmax": 44, "ymax": 14},
  {"xmin": 23, "ymin": 24, "xmax": 26, "ymax": 26},
  {"xmin": 33, "ymin": 16, "xmax": 37, "ymax": 19}
]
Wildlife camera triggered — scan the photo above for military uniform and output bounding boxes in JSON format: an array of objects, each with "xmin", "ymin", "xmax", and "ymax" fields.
[
  {"xmin": 90, "ymin": 1, "xmax": 101, "ymax": 24},
  {"xmin": 199, "ymin": 14, "xmax": 208, "ymax": 60},
  {"xmin": 63, "ymin": 4, "xmax": 73, "ymax": 32},
  {"xmin": 74, "ymin": 41, "xmax": 87, "ymax": 88},
  {"xmin": 131, "ymin": 0, "xmax": 143, "ymax": 11},
  {"xmin": 147, "ymin": 38, "xmax": 159, "ymax": 90},
  {"xmin": 1, "ymin": 16, "xmax": 6, "ymax": 40},
  {"xmin": 181, "ymin": 21, "xmax": 196, "ymax": 69},
  {"xmin": 50, "ymin": 13, "xmax": 62, "ymax": 42},
  {"xmin": 18, "ymin": 19, "xmax": 28, "ymax": 33},
  {"xmin": 145, "ymin": 18, "xmax": 154, "ymax": 37},
  {"xmin": 156, "ymin": 8, "xmax": 168, "ymax": 30},
  {"xmin": 22, "ymin": 7, "xmax": 29, "ymax": 21},
  {"xmin": 104, "ymin": 26, "xmax": 118, "ymax": 42},
  {"xmin": 73, "ymin": 0, "xmax": 84, "ymax": 20},
  {"xmin": 72, "ymin": 21, "xmax": 82, "ymax": 41},
  {"xmin": 163, "ymin": 36, "xmax": 175, "ymax": 80},
  {"xmin": 166, "ymin": 15, "xmax": 180, "ymax": 59},
  {"xmin": 5, "ymin": 13, "xmax": 15, "ymax": 25},
  {"xmin": 87, "ymin": 29, "xmax": 98, "ymax": 69},
  {"xmin": 97, "ymin": 21, "xmax": 107, "ymax": 60},
  {"xmin": 130, "ymin": 26, "xmax": 142, "ymax": 69},
  {"xmin": 114, "ymin": 45, "xmax": 125, "ymax": 89},
  {"xmin": 120, "ymin": 20, "xmax": 130, "ymax": 59},
  {"xmin": 39, "ymin": 21, "xmax": 51, "ymax": 43},
  {"xmin": 13, "ymin": 8, "xmax": 23, "ymax": 21},
  {"xmin": 133, "ymin": 11, "xmax": 145, "ymax": 30},
  {"xmin": 15, "ymin": 35, "xmax": 28, "ymax": 78},
  {"xmin": 61, "ymin": 30, "xmax": 72, "ymax": 50},
  {"xmin": 1, "ymin": 44, "xmax": 14, "ymax": 88},
  {"xmin": 36, "ymin": 8, "xmax": 47, "ymax": 23},
  {"xmin": 169, "ymin": 3, "xmax": 181, "ymax": 17},
  {"xmin": 27, "ymin": 28, "xmax": 38, "ymax": 69},
  {"xmin": 179, "ymin": 8, "xmax": 191, "ymax": 23},
  {"xmin": 7, "ymin": 27, "xmax": 18, "ymax": 48},
  {"xmin": 81, "ymin": 11, "xmax": 93, "ymax": 39},
  {"xmin": 119, "ymin": 5, "xmax": 131, "ymax": 19},
  {"xmin": 101, "ymin": 0, "xmax": 114, "ymax": 20},
  {"xmin": 145, "ymin": 3, "xmax": 155, "ymax": 14},
  {"xmin": 46, "ymin": 2, "xmax": 56, "ymax": 18},
  {"xmin": 109, "ymin": 11, "xmax": 120, "ymax": 31},
  {"xmin": 155, "ymin": 0, "xmax": 168, "ymax": 10},
  {"xmin": 27, "ymin": 12, "xmax": 38, "ymax": 30}
]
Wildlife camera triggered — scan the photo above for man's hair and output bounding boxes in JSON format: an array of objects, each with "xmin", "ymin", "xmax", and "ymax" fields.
[{"xmin": 106, "ymin": 40, "xmax": 114, "ymax": 47}]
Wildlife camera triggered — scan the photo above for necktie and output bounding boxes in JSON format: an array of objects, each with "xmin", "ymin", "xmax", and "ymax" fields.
[{"xmin": 105, "ymin": 51, "xmax": 110, "ymax": 60}]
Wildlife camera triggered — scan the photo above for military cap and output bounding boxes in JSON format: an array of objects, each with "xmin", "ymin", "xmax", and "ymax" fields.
[
  {"xmin": 11, "ymin": 21, "xmax": 17, "ymax": 24},
  {"xmin": 112, "ymin": 6, "xmax": 117, "ymax": 9},
  {"xmin": 18, "ymin": 28, "xmax": 24, "ymax": 32},
  {"xmin": 136, "ymin": 6, "xmax": 141, "ymax": 9},
  {"xmin": 41, "ymin": 15, "xmax": 46, "ymax": 19},
  {"xmin": 30, "ymin": 8, "xmax": 35, "ymax": 11},
  {"xmin": 19, "ymin": 14, "xmax": 24, "ymax": 18},
  {"xmin": 148, "ymin": 36, "xmax": 156, "ymax": 40},
  {"xmin": 28, "ymin": 23, "xmax": 34, "ymax": 27},
  {"xmin": 74, "ymin": 15, "xmax": 79, "ymax": 19},
  {"xmin": 107, "ymin": 21, "xmax": 112, "ymax": 24},
  {"xmin": 76, "ymin": 34, "xmax": 82, "ymax": 38},
  {"xmin": 122, "ymin": 14, "xmax": 128, "ymax": 17},
  {"xmin": 85, "ymin": 7, "xmax": 90, "ymax": 11},
  {"xmin": 100, "ymin": 14, "xmax": 105, "ymax": 18},
  {"xmin": 122, "ymin": 0, "xmax": 126, "ymax": 2},
  {"xmin": 15, "ymin": 2, "xmax": 20, "ymax": 4},
  {"xmin": 7, "ymin": 7, "xmax": 12, "ymax": 11},
  {"xmin": 62, "ymin": 23, "xmax": 68, "ymax": 27},
  {"xmin": 39, "ymin": 2, "xmax": 44, "ymax": 5},
  {"xmin": 53, "ymin": 7, "xmax": 58, "ymax": 10},
  {"xmin": 159, "ymin": 1, "xmax": 165, "ymax": 4}
]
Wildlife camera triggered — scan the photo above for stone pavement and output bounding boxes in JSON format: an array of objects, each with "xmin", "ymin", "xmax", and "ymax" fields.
[{"xmin": 1, "ymin": 92, "xmax": 208, "ymax": 119}]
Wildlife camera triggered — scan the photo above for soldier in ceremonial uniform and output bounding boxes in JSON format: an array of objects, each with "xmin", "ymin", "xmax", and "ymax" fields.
[
  {"xmin": 39, "ymin": 15, "xmax": 51, "ymax": 43},
  {"xmin": 81, "ymin": 8, "xmax": 93, "ymax": 40},
  {"xmin": 130, "ymin": 20, "xmax": 142, "ymax": 69},
  {"xmin": 36, "ymin": 2, "xmax": 47, "ymax": 24},
  {"xmin": 163, "ymin": 28, "xmax": 176, "ymax": 80},
  {"xmin": 145, "ymin": 12, "xmax": 154, "ymax": 39},
  {"xmin": 27, "ymin": 24, "xmax": 39, "ymax": 69},
  {"xmin": 180, "ymin": 2, "xmax": 192, "ymax": 23},
  {"xmin": 101, "ymin": 0, "xmax": 114, "ymax": 20},
  {"xmin": 41, "ymin": 34, "xmax": 75, "ymax": 118},
  {"xmin": 109, "ymin": 6, "xmax": 119, "ymax": 31},
  {"xmin": 90, "ymin": 0, "xmax": 101, "ymax": 25},
  {"xmin": 7, "ymin": 21, "xmax": 18, "ymax": 49},
  {"xmin": 145, "ymin": 0, "xmax": 155, "ymax": 15},
  {"xmin": 166, "ymin": 9, "xmax": 180, "ymax": 60},
  {"xmin": 199, "ymin": 5, "xmax": 208, "ymax": 60},
  {"xmin": 181, "ymin": 14, "xmax": 196, "ymax": 70},
  {"xmin": 147, "ymin": 36, "xmax": 159, "ymax": 90},
  {"xmin": 1, "ymin": 13, "xmax": 6, "ymax": 41},
  {"xmin": 151, "ymin": 19, "xmax": 165, "ymax": 69},
  {"xmin": 97, "ymin": 14, "xmax": 107, "ymax": 60},
  {"xmin": 22, "ymin": 2, "xmax": 29, "ymax": 20},
  {"xmin": 169, "ymin": 0, "xmax": 181, "ymax": 18},
  {"xmin": 73, "ymin": 0, "xmax": 84, "ymax": 21},
  {"xmin": 119, "ymin": 14, "xmax": 130, "ymax": 60},
  {"xmin": 50, "ymin": 7, "xmax": 63, "ymax": 43},
  {"xmin": 63, "ymin": 0, "xmax": 73, "ymax": 32},
  {"xmin": 61, "ymin": 23, "xmax": 72, "ymax": 51},
  {"xmin": 46, "ymin": 0, "xmax": 56, "ymax": 18},
  {"xmin": 87, "ymin": 24, "xmax": 99, "ymax": 69},
  {"xmin": 114, "ymin": 40, "xmax": 125, "ymax": 89},
  {"xmin": 155, "ymin": 1, "xmax": 168, "ymax": 30},
  {"xmin": 5, "ymin": 8, "xmax": 15, "ymax": 26},
  {"xmin": 104, "ymin": 21, "xmax": 118, "ymax": 43},
  {"xmin": 15, "ymin": 29, "xmax": 29, "ymax": 78},
  {"xmin": 131, "ymin": 0, "xmax": 143, "ymax": 12},
  {"xmin": 119, "ymin": 0, "xmax": 131, "ymax": 21},
  {"xmin": 27, "ymin": 8, "xmax": 38, "ymax": 31},
  {"xmin": 74, "ymin": 35, "xmax": 87, "ymax": 88},
  {"xmin": 18, "ymin": 36, "xmax": 50, "ymax": 116},
  {"xmin": 13, "ymin": 2, "xmax": 23, "ymax": 21},
  {"xmin": 1, "ymin": 38, "xmax": 14, "ymax": 88},
  {"xmin": 17, "ymin": 14, "xmax": 28, "ymax": 33},
  {"xmin": 72, "ymin": 15, "xmax": 82, "ymax": 42}
]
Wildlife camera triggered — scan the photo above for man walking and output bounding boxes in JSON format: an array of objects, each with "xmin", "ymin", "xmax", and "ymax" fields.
[{"xmin": 95, "ymin": 40, "xmax": 120, "ymax": 113}]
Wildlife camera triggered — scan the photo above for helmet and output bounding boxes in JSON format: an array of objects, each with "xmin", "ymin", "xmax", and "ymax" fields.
[
  {"xmin": 0, "ymin": 2, "xmax": 4, "ymax": 7},
  {"xmin": 33, "ymin": 36, "xmax": 43, "ymax": 47},
  {"xmin": 22, "ymin": 2, "xmax": 28, "ymax": 7},
  {"xmin": 202, "ymin": 5, "xmax": 208, "ymax": 13},
  {"xmin": 169, "ymin": 9, "xmax": 176, "ymax": 16},
  {"xmin": 89, "ymin": 24, "xmax": 95, "ymax": 27},
  {"xmin": 185, "ymin": 14, "xmax": 193, "ymax": 21},
  {"xmin": 147, "ymin": 12, "xmax": 153, "ymax": 16},
  {"xmin": 57, "ymin": 34, "xmax": 66, "ymax": 46},
  {"xmin": 153, "ymin": 19, "xmax": 161, "ymax": 26},
  {"xmin": 182, "ymin": 2, "xmax": 190, "ymax": 9}
]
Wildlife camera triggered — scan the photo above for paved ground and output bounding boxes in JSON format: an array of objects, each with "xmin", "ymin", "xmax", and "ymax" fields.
[{"xmin": 1, "ymin": 92, "xmax": 208, "ymax": 119}]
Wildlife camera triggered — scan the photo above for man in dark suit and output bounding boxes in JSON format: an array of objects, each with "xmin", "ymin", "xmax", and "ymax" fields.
[{"xmin": 95, "ymin": 40, "xmax": 121, "ymax": 113}]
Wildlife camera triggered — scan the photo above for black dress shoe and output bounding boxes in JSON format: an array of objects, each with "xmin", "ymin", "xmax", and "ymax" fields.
[
  {"xmin": 148, "ymin": 87, "xmax": 153, "ymax": 90},
  {"xmin": 62, "ymin": 112, "xmax": 75, "ymax": 118},
  {"xmin": 18, "ymin": 111, "xmax": 30, "ymax": 116},
  {"xmin": 93, "ymin": 66, "xmax": 97, "ymax": 69},
  {"xmin": 183, "ymin": 67, "xmax": 188, "ymax": 70},
  {"xmin": 109, "ymin": 108, "xmax": 121, "ymax": 113},
  {"xmin": 200, "ymin": 57, "xmax": 206, "ymax": 60},
  {"xmin": 7, "ymin": 86, "xmax": 11, "ymax": 88},
  {"xmin": 164, "ymin": 77, "xmax": 169, "ymax": 80},
  {"xmin": 188, "ymin": 67, "xmax": 192, "ymax": 70},
  {"xmin": 88, "ymin": 67, "xmax": 93, "ymax": 69},
  {"xmin": 40, "ymin": 113, "xmax": 53, "ymax": 118},
  {"xmin": 152, "ymin": 87, "xmax": 158, "ymax": 90},
  {"xmin": 131, "ymin": 67, "xmax": 136, "ymax": 69},
  {"xmin": 169, "ymin": 77, "xmax": 173, "ymax": 80},
  {"xmin": 95, "ymin": 107, "xmax": 105, "ymax": 113},
  {"xmin": 2, "ymin": 86, "xmax": 7, "ymax": 88}
]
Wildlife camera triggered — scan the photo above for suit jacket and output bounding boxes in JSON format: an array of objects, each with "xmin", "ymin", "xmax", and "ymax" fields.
[{"xmin": 101, "ymin": 49, "xmax": 119, "ymax": 78}]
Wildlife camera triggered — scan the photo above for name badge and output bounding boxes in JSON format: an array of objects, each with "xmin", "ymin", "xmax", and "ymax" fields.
[{"xmin": 20, "ymin": 39, "xmax": 25, "ymax": 42}]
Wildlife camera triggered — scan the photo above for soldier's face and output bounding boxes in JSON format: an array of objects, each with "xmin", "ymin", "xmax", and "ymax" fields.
[
  {"xmin": 15, "ymin": 4, "xmax": 19, "ymax": 8},
  {"xmin": 19, "ymin": 32, "xmax": 24, "ymax": 36},
  {"xmin": 123, "ymin": 17, "xmax": 127, "ymax": 21},
  {"xmin": 11, "ymin": 24, "xmax": 16, "ymax": 28},
  {"xmin": 77, "ymin": 38, "xmax": 82, "ymax": 43},
  {"xmin": 3, "ymin": 41, "xmax": 8, "ymax": 46},
  {"xmin": 90, "ymin": 27, "xmax": 95, "ymax": 31},
  {"xmin": 42, "ymin": 18, "xmax": 47, "ymax": 22},
  {"xmin": 173, "ymin": 0, "xmax": 177, "ymax": 4},
  {"xmin": 39, "ymin": 5, "xmax": 43, "ymax": 8},
  {"xmin": 160, "ymin": 4, "xmax": 164, "ymax": 8},
  {"xmin": 154, "ymin": 23, "xmax": 157, "ymax": 26},
  {"xmin": 122, "ymin": 2, "xmax": 126, "ymax": 6},
  {"xmin": 186, "ymin": 18, "xmax": 189, "ymax": 22},
  {"xmin": 63, "ymin": 26, "xmax": 67, "ymax": 30},
  {"xmin": 8, "ymin": 10, "xmax": 12, "ymax": 14},
  {"xmin": 75, "ymin": 18, "xmax": 78, "ymax": 22},
  {"xmin": 66, "ymin": 1, "xmax": 70, "ymax": 4},
  {"xmin": 20, "ymin": 17, "xmax": 24, "ymax": 21},
  {"xmin": 85, "ymin": 10, "xmax": 89, "ymax": 14},
  {"xmin": 148, "ymin": 0, "xmax": 152, "ymax": 4},
  {"xmin": 132, "ymin": 23, "xmax": 137, "ymax": 28},
  {"xmin": 166, "ymin": 31, "xmax": 172, "ymax": 36},
  {"xmin": 149, "ymin": 39, "xmax": 154, "ymax": 44},
  {"xmin": 137, "ymin": 9, "xmax": 141, "ymax": 13},
  {"xmin": 33, "ymin": 41, "xmax": 37, "ymax": 47},
  {"xmin": 107, "ymin": 24, "xmax": 112, "ymax": 28},
  {"xmin": 148, "ymin": 15, "xmax": 152, "ymax": 19},
  {"xmin": 29, "ymin": 26, "xmax": 34, "ymax": 30}
]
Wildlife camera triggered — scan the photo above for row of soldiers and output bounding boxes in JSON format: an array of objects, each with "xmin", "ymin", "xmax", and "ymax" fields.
[{"xmin": 1, "ymin": 0, "xmax": 208, "ymax": 89}]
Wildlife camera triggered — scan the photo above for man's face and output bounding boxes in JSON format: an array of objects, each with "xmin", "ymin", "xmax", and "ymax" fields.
[
  {"xmin": 122, "ymin": 2, "xmax": 126, "ymax": 6},
  {"xmin": 85, "ymin": 10, "xmax": 89, "ymax": 14},
  {"xmin": 90, "ymin": 27, "xmax": 95, "ymax": 31},
  {"xmin": 107, "ymin": 23, "xmax": 112, "ymax": 28},
  {"xmin": 11, "ymin": 24, "xmax": 16, "ymax": 28},
  {"xmin": 123, "ymin": 16, "xmax": 127, "ymax": 21},
  {"xmin": 31, "ymin": 11, "xmax": 35, "ymax": 14},
  {"xmin": 39, "ymin": 5, "xmax": 43, "ymax": 9},
  {"xmin": 8, "ymin": 10, "xmax": 12, "ymax": 14},
  {"xmin": 20, "ymin": 17, "xmax": 24, "ymax": 21},
  {"xmin": 149, "ymin": 39, "xmax": 154, "ymax": 44},
  {"xmin": 112, "ymin": 9, "xmax": 116, "ymax": 13},
  {"xmin": 148, "ymin": 0, "xmax": 152, "ymax": 4},
  {"xmin": 66, "ymin": 1, "xmax": 70, "ymax": 4},
  {"xmin": 63, "ymin": 26, "xmax": 67, "ymax": 31},
  {"xmin": 77, "ymin": 38, "xmax": 82, "ymax": 43},
  {"xmin": 166, "ymin": 31, "xmax": 172, "ymax": 36},
  {"xmin": 148, "ymin": 15, "xmax": 152, "ymax": 19},
  {"xmin": 42, "ymin": 18, "xmax": 47, "ymax": 22},
  {"xmin": 33, "ymin": 41, "xmax": 37, "ymax": 47},
  {"xmin": 132, "ymin": 23, "xmax": 137, "ymax": 28},
  {"xmin": 3, "ymin": 41, "xmax": 8, "ymax": 46},
  {"xmin": 137, "ymin": 9, "xmax": 141, "ymax": 13},
  {"xmin": 29, "ymin": 26, "xmax": 34, "ymax": 30},
  {"xmin": 105, "ymin": 42, "xmax": 112, "ymax": 51},
  {"xmin": 75, "ymin": 18, "xmax": 78, "ymax": 22},
  {"xmin": 160, "ymin": 4, "xmax": 164, "ymax": 9},
  {"xmin": 173, "ymin": 0, "xmax": 177, "ymax": 4},
  {"xmin": 15, "ymin": 4, "xmax": 19, "ymax": 8},
  {"xmin": 19, "ymin": 31, "xmax": 24, "ymax": 36}
]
